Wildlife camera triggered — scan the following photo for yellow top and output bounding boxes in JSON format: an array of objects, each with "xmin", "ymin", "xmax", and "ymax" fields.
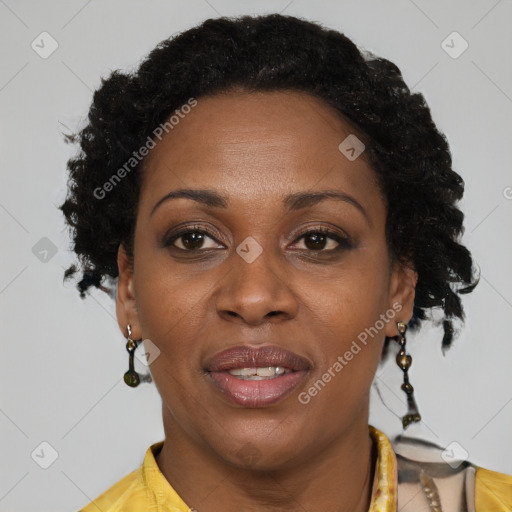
[{"xmin": 79, "ymin": 425, "xmax": 512, "ymax": 512}]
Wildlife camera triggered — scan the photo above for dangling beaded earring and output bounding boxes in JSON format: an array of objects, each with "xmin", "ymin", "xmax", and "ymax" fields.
[
  {"xmin": 124, "ymin": 324, "xmax": 140, "ymax": 387},
  {"xmin": 123, "ymin": 324, "xmax": 152, "ymax": 387},
  {"xmin": 395, "ymin": 321, "xmax": 421, "ymax": 429}
]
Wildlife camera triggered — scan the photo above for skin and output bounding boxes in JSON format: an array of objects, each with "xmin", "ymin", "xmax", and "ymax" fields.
[{"xmin": 116, "ymin": 89, "xmax": 417, "ymax": 512}]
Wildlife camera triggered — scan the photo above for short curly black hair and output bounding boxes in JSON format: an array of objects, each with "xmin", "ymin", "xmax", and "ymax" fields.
[{"xmin": 59, "ymin": 13, "xmax": 479, "ymax": 354}]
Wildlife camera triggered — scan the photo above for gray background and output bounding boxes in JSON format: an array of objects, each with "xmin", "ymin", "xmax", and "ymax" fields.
[{"xmin": 1, "ymin": 0, "xmax": 511, "ymax": 510}]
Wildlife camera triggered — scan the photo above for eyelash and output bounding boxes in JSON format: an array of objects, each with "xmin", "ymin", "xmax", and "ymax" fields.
[{"xmin": 164, "ymin": 225, "xmax": 352, "ymax": 254}]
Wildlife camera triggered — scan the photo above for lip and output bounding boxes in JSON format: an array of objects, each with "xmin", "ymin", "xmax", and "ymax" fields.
[
  {"xmin": 205, "ymin": 345, "xmax": 311, "ymax": 407},
  {"xmin": 206, "ymin": 345, "xmax": 311, "ymax": 372}
]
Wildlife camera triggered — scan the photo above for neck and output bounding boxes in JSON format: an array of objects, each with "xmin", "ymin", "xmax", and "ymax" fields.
[{"xmin": 155, "ymin": 406, "xmax": 377, "ymax": 512}]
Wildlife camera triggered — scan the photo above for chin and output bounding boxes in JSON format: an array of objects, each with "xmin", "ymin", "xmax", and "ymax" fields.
[{"xmin": 215, "ymin": 434, "xmax": 303, "ymax": 472}]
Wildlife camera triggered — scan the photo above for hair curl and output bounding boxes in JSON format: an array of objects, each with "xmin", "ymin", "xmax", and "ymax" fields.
[{"xmin": 59, "ymin": 13, "xmax": 479, "ymax": 354}]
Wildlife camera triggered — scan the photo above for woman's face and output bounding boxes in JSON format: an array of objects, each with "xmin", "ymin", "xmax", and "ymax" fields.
[{"xmin": 117, "ymin": 90, "xmax": 416, "ymax": 469}]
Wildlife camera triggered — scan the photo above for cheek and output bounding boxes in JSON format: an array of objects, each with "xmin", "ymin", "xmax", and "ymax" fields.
[
  {"xmin": 298, "ymin": 291, "xmax": 386, "ymax": 430},
  {"xmin": 131, "ymin": 266, "xmax": 210, "ymax": 411},
  {"xmin": 300, "ymin": 263, "xmax": 391, "ymax": 395},
  {"xmin": 134, "ymin": 272, "xmax": 208, "ymax": 349},
  {"xmin": 306, "ymin": 258, "xmax": 392, "ymax": 337},
  {"xmin": 131, "ymin": 247, "xmax": 213, "ymax": 368}
]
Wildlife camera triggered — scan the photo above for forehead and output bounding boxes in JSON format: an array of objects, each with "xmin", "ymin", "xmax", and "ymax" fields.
[{"xmin": 139, "ymin": 90, "xmax": 383, "ymax": 215}]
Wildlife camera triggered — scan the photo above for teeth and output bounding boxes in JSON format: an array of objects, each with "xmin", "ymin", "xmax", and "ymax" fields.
[{"xmin": 228, "ymin": 367, "xmax": 290, "ymax": 379}]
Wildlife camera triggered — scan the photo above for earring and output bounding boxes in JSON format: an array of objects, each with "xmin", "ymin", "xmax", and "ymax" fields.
[
  {"xmin": 395, "ymin": 321, "xmax": 421, "ymax": 429},
  {"xmin": 123, "ymin": 324, "xmax": 152, "ymax": 387}
]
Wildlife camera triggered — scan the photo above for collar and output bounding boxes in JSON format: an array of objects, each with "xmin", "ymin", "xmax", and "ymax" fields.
[
  {"xmin": 141, "ymin": 424, "xmax": 398, "ymax": 511},
  {"xmin": 368, "ymin": 425, "xmax": 398, "ymax": 512}
]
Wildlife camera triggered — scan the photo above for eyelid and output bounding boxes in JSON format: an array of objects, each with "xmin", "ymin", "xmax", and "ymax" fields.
[{"xmin": 291, "ymin": 224, "xmax": 351, "ymax": 242}]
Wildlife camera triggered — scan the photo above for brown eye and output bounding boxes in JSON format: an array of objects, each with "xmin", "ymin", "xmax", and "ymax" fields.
[
  {"xmin": 164, "ymin": 227, "xmax": 222, "ymax": 251},
  {"xmin": 164, "ymin": 226, "xmax": 353, "ymax": 254},
  {"xmin": 302, "ymin": 232, "xmax": 333, "ymax": 251},
  {"xmin": 292, "ymin": 228, "xmax": 353, "ymax": 253},
  {"xmin": 177, "ymin": 231, "xmax": 207, "ymax": 250}
]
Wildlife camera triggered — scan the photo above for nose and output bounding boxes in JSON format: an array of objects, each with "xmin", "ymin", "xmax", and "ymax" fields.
[{"xmin": 214, "ymin": 244, "xmax": 299, "ymax": 326}]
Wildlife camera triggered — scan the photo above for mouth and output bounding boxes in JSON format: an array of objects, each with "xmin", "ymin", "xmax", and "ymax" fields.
[
  {"xmin": 205, "ymin": 345, "xmax": 311, "ymax": 407},
  {"xmin": 225, "ymin": 366, "xmax": 293, "ymax": 379}
]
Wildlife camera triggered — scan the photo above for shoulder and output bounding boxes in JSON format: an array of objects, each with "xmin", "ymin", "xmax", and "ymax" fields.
[
  {"xmin": 391, "ymin": 432, "xmax": 512, "ymax": 512},
  {"xmin": 475, "ymin": 466, "xmax": 512, "ymax": 511},
  {"xmin": 78, "ymin": 467, "xmax": 146, "ymax": 512},
  {"xmin": 77, "ymin": 440, "xmax": 192, "ymax": 512},
  {"xmin": 77, "ymin": 441, "xmax": 167, "ymax": 512}
]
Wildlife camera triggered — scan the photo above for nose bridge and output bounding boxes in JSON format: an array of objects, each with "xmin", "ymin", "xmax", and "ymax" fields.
[{"xmin": 215, "ymin": 234, "xmax": 297, "ymax": 323}]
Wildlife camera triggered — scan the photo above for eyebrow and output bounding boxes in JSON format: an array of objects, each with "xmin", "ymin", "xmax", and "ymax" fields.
[{"xmin": 150, "ymin": 188, "xmax": 369, "ymax": 221}]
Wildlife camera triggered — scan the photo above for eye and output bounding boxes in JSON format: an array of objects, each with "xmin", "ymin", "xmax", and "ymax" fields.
[
  {"xmin": 291, "ymin": 227, "xmax": 352, "ymax": 252},
  {"xmin": 164, "ymin": 226, "xmax": 223, "ymax": 251},
  {"xmin": 164, "ymin": 225, "xmax": 352, "ymax": 253}
]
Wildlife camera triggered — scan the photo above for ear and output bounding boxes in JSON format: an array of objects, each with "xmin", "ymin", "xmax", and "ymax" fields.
[
  {"xmin": 384, "ymin": 260, "xmax": 418, "ymax": 338},
  {"xmin": 116, "ymin": 243, "xmax": 141, "ymax": 339}
]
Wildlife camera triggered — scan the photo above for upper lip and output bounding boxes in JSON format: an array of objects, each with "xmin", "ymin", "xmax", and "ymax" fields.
[{"xmin": 205, "ymin": 345, "xmax": 311, "ymax": 372}]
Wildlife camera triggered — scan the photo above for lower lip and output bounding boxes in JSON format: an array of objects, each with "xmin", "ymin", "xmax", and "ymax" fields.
[{"xmin": 207, "ymin": 370, "xmax": 308, "ymax": 407}]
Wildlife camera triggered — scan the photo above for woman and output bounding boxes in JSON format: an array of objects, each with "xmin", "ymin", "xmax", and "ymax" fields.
[{"xmin": 60, "ymin": 13, "xmax": 512, "ymax": 512}]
